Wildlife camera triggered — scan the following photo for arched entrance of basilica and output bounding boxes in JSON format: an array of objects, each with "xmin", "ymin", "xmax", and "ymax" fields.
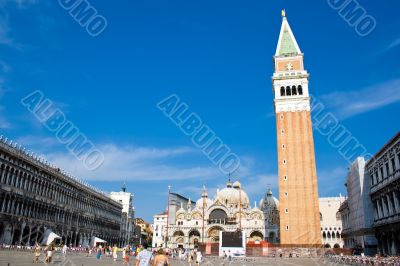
[
  {"xmin": 188, "ymin": 230, "xmax": 201, "ymax": 249},
  {"xmin": 207, "ymin": 226, "xmax": 224, "ymax": 243},
  {"xmin": 249, "ymin": 231, "xmax": 264, "ymax": 242},
  {"xmin": 173, "ymin": 231, "xmax": 185, "ymax": 249}
]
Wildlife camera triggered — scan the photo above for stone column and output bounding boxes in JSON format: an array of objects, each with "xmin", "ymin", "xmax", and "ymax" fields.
[
  {"xmin": 9, "ymin": 224, "xmax": 15, "ymax": 245},
  {"xmin": 390, "ymin": 233, "xmax": 396, "ymax": 256},
  {"xmin": 382, "ymin": 198, "xmax": 387, "ymax": 218},
  {"xmin": 26, "ymin": 226, "xmax": 32, "ymax": 247},
  {"xmin": 35, "ymin": 226, "xmax": 41, "ymax": 245},
  {"xmin": 0, "ymin": 195, "xmax": 6, "ymax": 212},
  {"xmin": 387, "ymin": 235, "xmax": 392, "ymax": 255},
  {"xmin": 377, "ymin": 200, "xmax": 382, "ymax": 219},
  {"xmin": 393, "ymin": 191, "xmax": 400, "ymax": 214},
  {"xmin": 9, "ymin": 197, "xmax": 15, "ymax": 214},
  {"xmin": 387, "ymin": 194, "xmax": 394, "ymax": 216},
  {"xmin": 18, "ymin": 223, "xmax": 26, "ymax": 245}
]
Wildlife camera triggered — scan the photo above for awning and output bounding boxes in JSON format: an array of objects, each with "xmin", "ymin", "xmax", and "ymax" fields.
[
  {"xmin": 93, "ymin": 237, "xmax": 107, "ymax": 243},
  {"xmin": 41, "ymin": 229, "xmax": 62, "ymax": 245},
  {"xmin": 90, "ymin": 236, "xmax": 107, "ymax": 247}
]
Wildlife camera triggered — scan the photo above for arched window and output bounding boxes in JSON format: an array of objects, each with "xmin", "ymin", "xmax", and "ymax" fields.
[
  {"xmin": 320, "ymin": 212, "xmax": 323, "ymax": 221},
  {"xmin": 286, "ymin": 86, "xmax": 291, "ymax": 96},
  {"xmin": 209, "ymin": 209, "xmax": 228, "ymax": 224},
  {"xmin": 298, "ymin": 85, "xmax": 303, "ymax": 95},
  {"xmin": 291, "ymin": 86, "xmax": 297, "ymax": 95},
  {"xmin": 336, "ymin": 212, "xmax": 341, "ymax": 221},
  {"xmin": 280, "ymin": 87, "xmax": 285, "ymax": 96}
]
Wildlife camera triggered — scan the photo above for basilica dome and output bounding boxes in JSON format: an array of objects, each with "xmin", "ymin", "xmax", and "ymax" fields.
[
  {"xmin": 216, "ymin": 181, "xmax": 250, "ymax": 207},
  {"xmin": 259, "ymin": 189, "xmax": 279, "ymax": 211},
  {"xmin": 196, "ymin": 198, "xmax": 214, "ymax": 208}
]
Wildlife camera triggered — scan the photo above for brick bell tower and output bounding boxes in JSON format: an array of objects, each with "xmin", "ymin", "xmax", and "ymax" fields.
[{"xmin": 272, "ymin": 10, "xmax": 321, "ymax": 246}]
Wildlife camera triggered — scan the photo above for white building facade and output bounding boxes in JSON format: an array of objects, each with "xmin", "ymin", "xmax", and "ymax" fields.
[
  {"xmin": 339, "ymin": 157, "xmax": 377, "ymax": 255},
  {"xmin": 152, "ymin": 212, "xmax": 167, "ymax": 248},
  {"xmin": 110, "ymin": 187, "xmax": 134, "ymax": 247},
  {"xmin": 319, "ymin": 197, "xmax": 345, "ymax": 248}
]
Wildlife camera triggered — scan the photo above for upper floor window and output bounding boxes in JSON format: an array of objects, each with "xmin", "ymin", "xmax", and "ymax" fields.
[
  {"xmin": 398, "ymin": 153, "xmax": 400, "ymax": 168},
  {"xmin": 385, "ymin": 163, "xmax": 390, "ymax": 177},
  {"xmin": 391, "ymin": 158, "xmax": 396, "ymax": 173},
  {"xmin": 286, "ymin": 86, "xmax": 291, "ymax": 96},
  {"xmin": 291, "ymin": 86, "xmax": 297, "ymax": 95},
  {"xmin": 280, "ymin": 87, "xmax": 285, "ymax": 96},
  {"xmin": 298, "ymin": 85, "xmax": 303, "ymax": 95}
]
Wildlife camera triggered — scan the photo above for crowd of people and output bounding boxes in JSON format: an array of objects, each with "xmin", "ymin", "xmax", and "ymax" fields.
[
  {"xmin": 0, "ymin": 241, "xmax": 208, "ymax": 265},
  {"xmin": 3, "ymin": 242, "xmax": 400, "ymax": 265},
  {"xmin": 327, "ymin": 254, "xmax": 400, "ymax": 266}
]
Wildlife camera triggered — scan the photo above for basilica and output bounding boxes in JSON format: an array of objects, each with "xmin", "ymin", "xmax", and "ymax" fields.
[{"xmin": 152, "ymin": 179, "xmax": 280, "ymax": 249}]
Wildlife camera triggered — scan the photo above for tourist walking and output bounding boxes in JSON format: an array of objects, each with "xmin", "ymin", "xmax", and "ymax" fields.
[
  {"xmin": 45, "ymin": 245, "xmax": 54, "ymax": 263},
  {"xmin": 113, "ymin": 245, "xmax": 118, "ymax": 261},
  {"xmin": 153, "ymin": 249, "xmax": 169, "ymax": 266},
  {"xmin": 96, "ymin": 248, "xmax": 102, "ymax": 260},
  {"xmin": 33, "ymin": 245, "xmax": 41, "ymax": 263},
  {"xmin": 135, "ymin": 243, "xmax": 153, "ymax": 266},
  {"xmin": 196, "ymin": 250, "xmax": 202, "ymax": 266},
  {"xmin": 188, "ymin": 249, "xmax": 195, "ymax": 266},
  {"xmin": 124, "ymin": 247, "xmax": 130, "ymax": 265},
  {"xmin": 62, "ymin": 244, "xmax": 67, "ymax": 259}
]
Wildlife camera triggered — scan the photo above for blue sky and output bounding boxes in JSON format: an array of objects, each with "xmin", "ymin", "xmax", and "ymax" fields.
[{"xmin": 0, "ymin": 0, "xmax": 399, "ymax": 221}]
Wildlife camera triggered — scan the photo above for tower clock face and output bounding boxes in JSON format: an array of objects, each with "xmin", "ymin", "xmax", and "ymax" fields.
[{"xmin": 286, "ymin": 63, "xmax": 293, "ymax": 71}]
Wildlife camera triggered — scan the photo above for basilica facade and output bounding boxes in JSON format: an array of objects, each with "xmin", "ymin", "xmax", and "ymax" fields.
[
  {"xmin": 153, "ymin": 180, "xmax": 267, "ymax": 249},
  {"xmin": 153, "ymin": 181, "xmax": 282, "ymax": 249}
]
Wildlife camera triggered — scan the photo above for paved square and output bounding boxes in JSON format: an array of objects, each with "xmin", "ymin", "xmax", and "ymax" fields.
[{"xmin": 0, "ymin": 250, "xmax": 343, "ymax": 266}]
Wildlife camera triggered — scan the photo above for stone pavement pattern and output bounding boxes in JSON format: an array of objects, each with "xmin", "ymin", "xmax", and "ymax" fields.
[{"xmin": 0, "ymin": 251, "xmax": 342, "ymax": 266}]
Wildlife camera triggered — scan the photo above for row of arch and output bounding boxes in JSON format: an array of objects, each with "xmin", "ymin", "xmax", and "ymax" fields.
[
  {"xmin": 322, "ymin": 231, "xmax": 342, "ymax": 241},
  {"xmin": 280, "ymin": 85, "xmax": 303, "ymax": 97},
  {"xmin": 0, "ymin": 147, "xmax": 126, "ymax": 246},
  {"xmin": 0, "ymin": 192, "xmax": 120, "ymax": 232},
  {"xmin": 170, "ymin": 227, "xmax": 264, "ymax": 244},
  {"xmin": 325, "ymin": 243, "xmax": 342, "ymax": 249},
  {"xmin": 0, "ymin": 221, "xmax": 125, "ymax": 247},
  {"xmin": 0, "ymin": 162, "xmax": 121, "ymax": 222}
]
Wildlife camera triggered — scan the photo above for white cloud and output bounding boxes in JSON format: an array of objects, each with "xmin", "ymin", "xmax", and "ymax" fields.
[
  {"xmin": 386, "ymin": 38, "xmax": 400, "ymax": 51},
  {"xmin": 25, "ymin": 142, "xmax": 222, "ymax": 182},
  {"xmin": 0, "ymin": 75, "xmax": 10, "ymax": 129},
  {"xmin": 0, "ymin": 0, "xmax": 38, "ymax": 8},
  {"xmin": 0, "ymin": 0, "xmax": 40, "ymax": 48},
  {"xmin": 378, "ymin": 38, "xmax": 400, "ymax": 55},
  {"xmin": 321, "ymin": 79, "xmax": 400, "ymax": 120},
  {"xmin": 0, "ymin": 14, "xmax": 14, "ymax": 46}
]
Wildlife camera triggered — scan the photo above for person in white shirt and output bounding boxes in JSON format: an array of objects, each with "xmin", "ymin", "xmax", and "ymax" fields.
[
  {"xmin": 136, "ymin": 243, "xmax": 153, "ymax": 266},
  {"xmin": 196, "ymin": 250, "xmax": 202, "ymax": 265}
]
